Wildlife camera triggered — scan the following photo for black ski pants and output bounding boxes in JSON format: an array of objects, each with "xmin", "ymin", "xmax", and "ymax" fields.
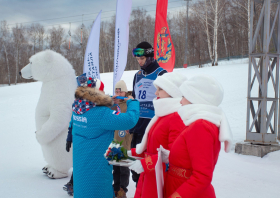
[{"xmin": 113, "ymin": 166, "xmax": 130, "ymax": 192}]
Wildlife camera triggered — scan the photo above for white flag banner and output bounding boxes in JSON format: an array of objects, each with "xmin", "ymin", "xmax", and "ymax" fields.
[
  {"xmin": 113, "ymin": 0, "xmax": 132, "ymax": 92},
  {"xmin": 155, "ymin": 146, "xmax": 164, "ymax": 198},
  {"xmin": 83, "ymin": 10, "xmax": 102, "ymax": 79}
]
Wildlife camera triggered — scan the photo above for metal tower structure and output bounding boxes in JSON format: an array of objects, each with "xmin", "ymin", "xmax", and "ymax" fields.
[{"xmin": 246, "ymin": 0, "xmax": 280, "ymax": 144}]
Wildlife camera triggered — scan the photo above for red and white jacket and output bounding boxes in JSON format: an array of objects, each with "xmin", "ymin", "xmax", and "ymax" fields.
[
  {"xmin": 131, "ymin": 98, "xmax": 185, "ymax": 198},
  {"xmin": 164, "ymin": 104, "xmax": 233, "ymax": 198}
]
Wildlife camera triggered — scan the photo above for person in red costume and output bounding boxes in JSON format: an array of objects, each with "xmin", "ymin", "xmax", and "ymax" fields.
[
  {"xmin": 127, "ymin": 72, "xmax": 187, "ymax": 198},
  {"xmin": 160, "ymin": 75, "xmax": 233, "ymax": 198}
]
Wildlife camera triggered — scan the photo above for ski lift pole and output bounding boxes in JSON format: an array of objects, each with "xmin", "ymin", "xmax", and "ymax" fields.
[
  {"xmin": 68, "ymin": 22, "xmax": 71, "ymax": 50},
  {"xmin": 81, "ymin": 14, "xmax": 84, "ymax": 65},
  {"xmin": 81, "ymin": 14, "xmax": 84, "ymax": 46},
  {"xmin": 183, "ymin": 0, "xmax": 192, "ymax": 68}
]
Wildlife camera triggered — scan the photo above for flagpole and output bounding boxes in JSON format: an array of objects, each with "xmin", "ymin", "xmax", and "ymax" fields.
[{"xmin": 183, "ymin": 0, "xmax": 192, "ymax": 68}]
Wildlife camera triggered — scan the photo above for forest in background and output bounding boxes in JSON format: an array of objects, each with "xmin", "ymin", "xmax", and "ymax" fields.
[{"xmin": 0, "ymin": 0, "xmax": 253, "ymax": 85}]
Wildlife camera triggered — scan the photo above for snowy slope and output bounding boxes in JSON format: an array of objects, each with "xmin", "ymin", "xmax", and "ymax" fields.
[{"xmin": 0, "ymin": 58, "xmax": 279, "ymax": 198}]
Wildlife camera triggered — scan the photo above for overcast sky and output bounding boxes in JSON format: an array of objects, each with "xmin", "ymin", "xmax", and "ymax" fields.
[{"xmin": 0, "ymin": 0, "xmax": 194, "ymax": 30}]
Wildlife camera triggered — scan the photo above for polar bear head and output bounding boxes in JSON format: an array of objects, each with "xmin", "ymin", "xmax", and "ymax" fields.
[{"xmin": 20, "ymin": 50, "xmax": 75, "ymax": 82}]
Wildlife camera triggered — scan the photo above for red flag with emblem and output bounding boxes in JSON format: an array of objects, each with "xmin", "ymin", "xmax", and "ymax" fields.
[{"xmin": 154, "ymin": 0, "xmax": 175, "ymax": 72}]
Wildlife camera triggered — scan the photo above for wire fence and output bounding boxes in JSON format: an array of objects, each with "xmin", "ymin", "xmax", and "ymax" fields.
[{"xmin": 186, "ymin": 54, "xmax": 249, "ymax": 68}]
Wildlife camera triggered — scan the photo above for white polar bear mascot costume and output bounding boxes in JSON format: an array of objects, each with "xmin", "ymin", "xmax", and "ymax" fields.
[{"xmin": 20, "ymin": 50, "xmax": 77, "ymax": 179}]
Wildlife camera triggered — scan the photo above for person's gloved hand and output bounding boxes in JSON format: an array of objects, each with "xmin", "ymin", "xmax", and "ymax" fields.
[
  {"xmin": 112, "ymin": 95, "xmax": 120, "ymax": 104},
  {"xmin": 124, "ymin": 95, "xmax": 134, "ymax": 101},
  {"xmin": 157, "ymin": 145, "xmax": 170, "ymax": 163},
  {"xmin": 66, "ymin": 141, "xmax": 72, "ymax": 152},
  {"xmin": 128, "ymin": 160, "xmax": 144, "ymax": 174},
  {"xmin": 127, "ymin": 150, "xmax": 132, "ymax": 156}
]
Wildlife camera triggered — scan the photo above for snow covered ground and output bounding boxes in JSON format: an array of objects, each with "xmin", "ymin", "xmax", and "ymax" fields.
[{"xmin": 0, "ymin": 58, "xmax": 279, "ymax": 198}]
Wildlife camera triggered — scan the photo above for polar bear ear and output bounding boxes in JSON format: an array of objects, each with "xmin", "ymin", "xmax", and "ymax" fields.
[{"xmin": 43, "ymin": 50, "xmax": 54, "ymax": 63}]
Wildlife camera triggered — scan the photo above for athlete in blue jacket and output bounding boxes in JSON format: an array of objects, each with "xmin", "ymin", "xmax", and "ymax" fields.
[{"xmin": 130, "ymin": 41, "xmax": 167, "ymax": 184}]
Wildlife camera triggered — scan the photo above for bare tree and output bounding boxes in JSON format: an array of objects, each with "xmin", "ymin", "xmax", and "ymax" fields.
[
  {"xmin": 28, "ymin": 24, "xmax": 40, "ymax": 54},
  {"xmin": 106, "ymin": 15, "xmax": 116, "ymax": 72},
  {"xmin": 12, "ymin": 24, "xmax": 26, "ymax": 84},
  {"xmin": 0, "ymin": 21, "xmax": 11, "ymax": 85},
  {"xmin": 193, "ymin": 0, "xmax": 226, "ymax": 66},
  {"xmin": 37, "ymin": 24, "xmax": 45, "ymax": 51},
  {"xmin": 232, "ymin": 0, "xmax": 250, "ymax": 52},
  {"xmin": 169, "ymin": 10, "xmax": 187, "ymax": 67},
  {"xmin": 209, "ymin": 0, "xmax": 226, "ymax": 65},
  {"xmin": 193, "ymin": 0, "xmax": 214, "ymax": 65},
  {"xmin": 71, "ymin": 24, "xmax": 90, "ymax": 73},
  {"xmin": 48, "ymin": 26, "xmax": 65, "ymax": 53},
  {"xmin": 99, "ymin": 21, "xmax": 109, "ymax": 73},
  {"xmin": 0, "ymin": 5, "xmax": 256, "ymax": 85}
]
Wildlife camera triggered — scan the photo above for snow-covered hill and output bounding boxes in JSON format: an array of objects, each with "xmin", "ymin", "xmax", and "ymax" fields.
[{"xmin": 0, "ymin": 58, "xmax": 279, "ymax": 198}]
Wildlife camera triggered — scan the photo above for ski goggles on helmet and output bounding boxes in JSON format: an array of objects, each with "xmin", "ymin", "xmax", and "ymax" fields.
[{"xmin": 132, "ymin": 48, "xmax": 154, "ymax": 57}]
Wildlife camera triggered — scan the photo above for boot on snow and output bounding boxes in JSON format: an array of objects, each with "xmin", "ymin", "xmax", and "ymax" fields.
[
  {"xmin": 67, "ymin": 184, "xmax": 73, "ymax": 196},
  {"xmin": 63, "ymin": 182, "xmax": 73, "ymax": 191}
]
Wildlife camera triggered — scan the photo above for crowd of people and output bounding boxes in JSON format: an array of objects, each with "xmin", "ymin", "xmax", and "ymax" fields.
[{"xmin": 62, "ymin": 41, "xmax": 233, "ymax": 198}]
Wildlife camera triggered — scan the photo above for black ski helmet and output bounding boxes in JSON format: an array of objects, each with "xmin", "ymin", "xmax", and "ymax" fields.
[{"xmin": 136, "ymin": 41, "xmax": 154, "ymax": 57}]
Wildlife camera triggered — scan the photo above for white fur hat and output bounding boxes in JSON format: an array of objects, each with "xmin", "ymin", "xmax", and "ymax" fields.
[
  {"xmin": 153, "ymin": 72, "xmax": 188, "ymax": 98},
  {"xmin": 115, "ymin": 80, "xmax": 128, "ymax": 92},
  {"xmin": 179, "ymin": 75, "xmax": 224, "ymax": 106}
]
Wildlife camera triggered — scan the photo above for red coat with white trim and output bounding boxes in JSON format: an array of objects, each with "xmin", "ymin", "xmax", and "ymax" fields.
[
  {"xmin": 131, "ymin": 112, "xmax": 185, "ymax": 198},
  {"xmin": 164, "ymin": 119, "xmax": 221, "ymax": 198}
]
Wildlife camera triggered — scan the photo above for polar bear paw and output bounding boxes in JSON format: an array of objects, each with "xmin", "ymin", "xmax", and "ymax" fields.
[
  {"xmin": 42, "ymin": 165, "xmax": 51, "ymax": 174},
  {"xmin": 47, "ymin": 167, "xmax": 68, "ymax": 179}
]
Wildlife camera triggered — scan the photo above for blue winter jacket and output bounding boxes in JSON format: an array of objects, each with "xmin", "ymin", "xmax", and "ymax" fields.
[{"xmin": 72, "ymin": 87, "xmax": 139, "ymax": 198}]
